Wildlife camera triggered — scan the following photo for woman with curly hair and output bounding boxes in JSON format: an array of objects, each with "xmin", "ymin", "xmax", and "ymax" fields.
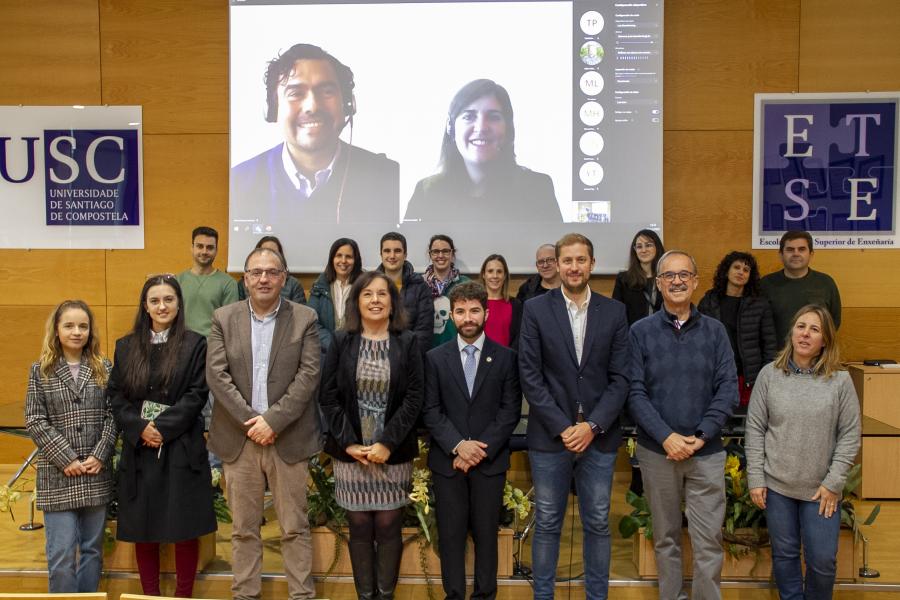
[{"xmin": 698, "ymin": 251, "xmax": 777, "ymax": 409}]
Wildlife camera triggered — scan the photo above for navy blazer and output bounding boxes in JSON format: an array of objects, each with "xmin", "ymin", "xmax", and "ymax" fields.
[
  {"xmin": 518, "ymin": 288, "xmax": 631, "ymax": 452},
  {"xmin": 422, "ymin": 336, "xmax": 521, "ymax": 477},
  {"xmin": 320, "ymin": 330, "xmax": 423, "ymax": 464}
]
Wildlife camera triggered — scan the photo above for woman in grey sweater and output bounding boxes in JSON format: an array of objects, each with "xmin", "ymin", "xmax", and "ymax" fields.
[{"xmin": 746, "ymin": 304, "xmax": 860, "ymax": 600}]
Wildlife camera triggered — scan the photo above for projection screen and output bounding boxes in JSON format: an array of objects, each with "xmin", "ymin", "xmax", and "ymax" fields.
[{"xmin": 229, "ymin": 0, "xmax": 663, "ymax": 273}]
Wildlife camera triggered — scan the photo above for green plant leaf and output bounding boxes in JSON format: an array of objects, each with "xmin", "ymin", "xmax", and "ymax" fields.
[
  {"xmin": 619, "ymin": 515, "xmax": 641, "ymax": 539},
  {"xmin": 863, "ymin": 504, "xmax": 881, "ymax": 526}
]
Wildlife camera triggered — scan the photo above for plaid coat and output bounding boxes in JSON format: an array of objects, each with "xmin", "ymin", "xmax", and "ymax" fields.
[{"xmin": 25, "ymin": 357, "xmax": 117, "ymax": 512}]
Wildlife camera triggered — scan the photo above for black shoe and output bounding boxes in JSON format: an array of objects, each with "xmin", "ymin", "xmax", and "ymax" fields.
[
  {"xmin": 375, "ymin": 536, "xmax": 403, "ymax": 600},
  {"xmin": 348, "ymin": 540, "xmax": 378, "ymax": 600},
  {"xmin": 629, "ymin": 465, "xmax": 644, "ymax": 496}
]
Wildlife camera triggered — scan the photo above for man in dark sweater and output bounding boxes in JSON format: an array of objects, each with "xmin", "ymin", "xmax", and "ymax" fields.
[
  {"xmin": 628, "ymin": 250, "xmax": 738, "ymax": 600},
  {"xmin": 514, "ymin": 243, "xmax": 561, "ymax": 303},
  {"xmin": 760, "ymin": 230, "xmax": 841, "ymax": 345},
  {"xmin": 376, "ymin": 231, "xmax": 432, "ymax": 356}
]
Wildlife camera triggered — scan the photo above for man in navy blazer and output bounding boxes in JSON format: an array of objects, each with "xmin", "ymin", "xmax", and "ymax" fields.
[
  {"xmin": 423, "ymin": 282, "xmax": 521, "ymax": 600},
  {"xmin": 518, "ymin": 233, "xmax": 630, "ymax": 600}
]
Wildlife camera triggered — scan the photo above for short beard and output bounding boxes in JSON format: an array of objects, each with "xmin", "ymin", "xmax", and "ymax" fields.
[
  {"xmin": 457, "ymin": 322, "xmax": 485, "ymax": 340},
  {"xmin": 563, "ymin": 280, "xmax": 588, "ymax": 296}
]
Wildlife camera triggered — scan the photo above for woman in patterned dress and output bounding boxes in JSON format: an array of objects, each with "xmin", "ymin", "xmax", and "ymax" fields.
[{"xmin": 320, "ymin": 270, "xmax": 424, "ymax": 600}]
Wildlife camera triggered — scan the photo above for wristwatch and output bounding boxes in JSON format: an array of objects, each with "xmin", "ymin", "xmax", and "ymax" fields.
[
  {"xmin": 588, "ymin": 421, "xmax": 603, "ymax": 435},
  {"xmin": 694, "ymin": 429, "xmax": 707, "ymax": 440}
]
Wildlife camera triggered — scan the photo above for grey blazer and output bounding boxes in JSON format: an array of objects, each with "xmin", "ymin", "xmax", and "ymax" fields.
[
  {"xmin": 25, "ymin": 357, "xmax": 117, "ymax": 512},
  {"xmin": 206, "ymin": 299, "xmax": 322, "ymax": 464}
]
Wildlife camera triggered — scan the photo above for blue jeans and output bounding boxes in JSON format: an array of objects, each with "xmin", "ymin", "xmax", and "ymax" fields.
[
  {"xmin": 766, "ymin": 488, "xmax": 841, "ymax": 600},
  {"xmin": 44, "ymin": 504, "xmax": 107, "ymax": 593},
  {"xmin": 530, "ymin": 445, "xmax": 616, "ymax": 600}
]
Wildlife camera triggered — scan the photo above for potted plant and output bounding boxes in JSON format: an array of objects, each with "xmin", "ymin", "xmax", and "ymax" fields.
[{"xmin": 620, "ymin": 447, "xmax": 873, "ymax": 580}]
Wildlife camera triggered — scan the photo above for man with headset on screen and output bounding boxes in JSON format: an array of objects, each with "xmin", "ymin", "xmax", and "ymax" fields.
[{"xmin": 231, "ymin": 43, "xmax": 399, "ymax": 227}]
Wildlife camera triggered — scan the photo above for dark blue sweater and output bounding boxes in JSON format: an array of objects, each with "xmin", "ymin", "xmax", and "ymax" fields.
[{"xmin": 627, "ymin": 306, "xmax": 738, "ymax": 456}]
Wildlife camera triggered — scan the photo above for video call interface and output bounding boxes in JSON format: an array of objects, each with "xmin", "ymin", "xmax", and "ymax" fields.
[{"xmin": 229, "ymin": 0, "xmax": 664, "ymax": 273}]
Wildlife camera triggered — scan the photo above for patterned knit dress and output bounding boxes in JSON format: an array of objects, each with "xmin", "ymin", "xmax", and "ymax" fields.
[{"xmin": 333, "ymin": 337, "xmax": 413, "ymax": 511}]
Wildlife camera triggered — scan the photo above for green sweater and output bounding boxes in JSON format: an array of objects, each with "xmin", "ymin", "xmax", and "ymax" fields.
[
  {"xmin": 759, "ymin": 268, "xmax": 841, "ymax": 344},
  {"xmin": 176, "ymin": 269, "xmax": 239, "ymax": 336}
]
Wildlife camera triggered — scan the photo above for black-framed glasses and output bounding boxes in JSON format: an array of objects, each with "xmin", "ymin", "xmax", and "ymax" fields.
[
  {"xmin": 657, "ymin": 270, "xmax": 695, "ymax": 283},
  {"xmin": 536, "ymin": 258, "xmax": 557, "ymax": 267},
  {"xmin": 429, "ymin": 249, "xmax": 454, "ymax": 257}
]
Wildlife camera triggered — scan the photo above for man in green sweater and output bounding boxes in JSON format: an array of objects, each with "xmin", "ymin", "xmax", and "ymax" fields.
[
  {"xmin": 176, "ymin": 226, "xmax": 239, "ymax": 337},
  {"xmin": 176, "ymin": 226, "xmax": 239, "ymax": 468},
  {"xmin": 760, "ymin": 230, "xmax": 841, "ymax": 346}
]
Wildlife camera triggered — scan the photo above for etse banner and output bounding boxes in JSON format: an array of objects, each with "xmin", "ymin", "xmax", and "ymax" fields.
[
  {"xmin": 0, "ymin": 106, "xmax": 143, "ymax": 249},
  {"xmin": 753, "ymin": 92, "xmax": 899, "ymax": 250}
]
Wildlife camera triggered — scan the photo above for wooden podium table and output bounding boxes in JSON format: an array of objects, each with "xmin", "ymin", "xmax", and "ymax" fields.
[{"xmin": 849, "ymin": 365, "xmax": 900, "ymax": 499}]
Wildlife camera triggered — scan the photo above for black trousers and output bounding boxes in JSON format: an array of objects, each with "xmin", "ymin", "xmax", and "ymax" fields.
[{"xmin": 433, "ymin": 468, "xmax": 506, "ymax": 600}]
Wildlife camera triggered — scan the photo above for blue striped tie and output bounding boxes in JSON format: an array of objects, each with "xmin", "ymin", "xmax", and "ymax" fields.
[{"xmin": 463, "ymin": 345, "xmax": 477, "ymax": 396}]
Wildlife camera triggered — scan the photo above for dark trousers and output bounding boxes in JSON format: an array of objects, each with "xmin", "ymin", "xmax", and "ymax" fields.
[{"xmin": 433, "ymin": 468, "xmax": 506, "ymax": 600}]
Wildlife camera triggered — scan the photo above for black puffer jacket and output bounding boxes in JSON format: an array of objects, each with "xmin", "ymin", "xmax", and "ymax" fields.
[
  {"xmin": 377, "ymin": 261, "xmax": 432, "ymax": 357},
  {"xmin": 697, "ymin": 292, "xmax": 778, "ymax": 387}
]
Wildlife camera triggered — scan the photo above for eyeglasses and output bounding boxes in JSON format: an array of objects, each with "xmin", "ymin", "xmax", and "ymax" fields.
[
  {"xmin": 634, "ymin": 242, "xmax": 655, "ymax": 250},
  {"xmin": 429, "ymin": 249, "xmax": 454, "ymax": 257},
  {"xmin": 657, "ymin": 271, "xmax": 696, "ymax": 283},
  {"xmin": 536, "ymin": 258, "xmax": 557, "ymax": 267},
  {"xmin": 245, "ymin": 268, "xmax": 284, "ymax": 280}
]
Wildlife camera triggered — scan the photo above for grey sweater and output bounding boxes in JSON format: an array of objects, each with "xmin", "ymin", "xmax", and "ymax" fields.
[{"xmin": 745, "ymin": 363, "xmax": 860, "ymax": 500}]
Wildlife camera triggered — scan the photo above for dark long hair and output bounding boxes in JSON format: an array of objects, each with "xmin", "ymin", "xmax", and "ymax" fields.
[
  {"xmin": 120, "ymin": 275, "xmax": 188, "ymax": 398},
  {"xmin": 323, "ymin": 237, "xmax": 363, "ymax": 284},
  {"xmin": 623, "ymin": 229, "xmax": 665, "ymax": 289},
  {"xmin": 343, "ymin": 271, "xmax": 408, "ymax": 335},
  {"xmin": 711, "ymin": 251, "xmax": 761, "ymax": 297},
  {"xmin": 438, "ymin": 79, "xmax": 517, "ymax": 184},
  {"xmin": 255, "ymin": 235, "xmax": 286, "ymax": 258}
]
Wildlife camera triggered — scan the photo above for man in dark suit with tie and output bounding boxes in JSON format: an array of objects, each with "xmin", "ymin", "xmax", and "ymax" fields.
[
  {"xmin": 518, "ymin": 233, "xmax": 630, "ymax": 600},
  {"xmin": 423, "ymin": 281, "xmax": 521, "ymax": 600}
]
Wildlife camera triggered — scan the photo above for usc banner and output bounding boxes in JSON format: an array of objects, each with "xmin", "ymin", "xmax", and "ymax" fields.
[{"xmin": 0, "ymin": 105, "xmax": 143, "ymax": 249}]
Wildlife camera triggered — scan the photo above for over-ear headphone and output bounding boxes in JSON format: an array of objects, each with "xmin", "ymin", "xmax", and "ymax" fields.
[{"xmin": 264, "ymin": 43, "xmax": 356, "ymax": 126}]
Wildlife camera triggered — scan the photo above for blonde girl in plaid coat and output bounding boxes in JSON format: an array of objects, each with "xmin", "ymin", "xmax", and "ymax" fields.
[{"xmin": 25, "ymin": 300, "xmax": 117, "ymax": 593}]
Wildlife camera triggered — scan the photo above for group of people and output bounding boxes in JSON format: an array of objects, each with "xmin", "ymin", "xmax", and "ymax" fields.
[{"xmin": 24, "ymin": 225, "xmax": 859, "ymax": 600}]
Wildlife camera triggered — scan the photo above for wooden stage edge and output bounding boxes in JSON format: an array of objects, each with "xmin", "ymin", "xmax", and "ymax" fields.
[{"xmin": 5, "ymin": 570, "xmax": 900, "ymax": 590}]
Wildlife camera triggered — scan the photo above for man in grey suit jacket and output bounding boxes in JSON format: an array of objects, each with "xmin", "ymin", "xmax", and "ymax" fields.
[{"xmin": 207, "ymin": 247, "xmax": 321, "ymax": 600}]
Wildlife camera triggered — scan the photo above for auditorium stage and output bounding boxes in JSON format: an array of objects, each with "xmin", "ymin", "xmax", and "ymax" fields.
[{"xmin": 3, "ymin": 464, "xmax": 900, "ymax": 599}]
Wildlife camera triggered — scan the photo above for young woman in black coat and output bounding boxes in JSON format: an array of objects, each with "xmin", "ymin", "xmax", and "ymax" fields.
[
  {"xmin": 613, "ymin": 229, "xmax": 665, "ymax": 495},
  {"xmin": 698, "ymin": 251, "xmax": 778, "ymax": 410},
  {"xmin": 108, "ymin": 275, "xmax": 216, "ymax": 597},
  {"xmin": 612, "ymin": 229, "xmax": 665, "ymax": 325}
]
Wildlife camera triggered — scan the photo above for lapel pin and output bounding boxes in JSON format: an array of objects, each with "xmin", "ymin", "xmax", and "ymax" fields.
[{"xmin": 486, "ymin": 356, "xmax": 493, "ymax": 363}]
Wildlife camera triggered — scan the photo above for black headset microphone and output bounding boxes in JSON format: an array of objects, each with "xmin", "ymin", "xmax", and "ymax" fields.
[{"xmin": 264, "ymin": 50, "xmax": 357, "ymax": 223}]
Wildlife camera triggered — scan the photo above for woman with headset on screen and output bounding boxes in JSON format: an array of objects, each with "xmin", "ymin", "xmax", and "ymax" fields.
[{"xmin": 404, "ymin": 79, "xmax": 561, "ymax": 222}]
